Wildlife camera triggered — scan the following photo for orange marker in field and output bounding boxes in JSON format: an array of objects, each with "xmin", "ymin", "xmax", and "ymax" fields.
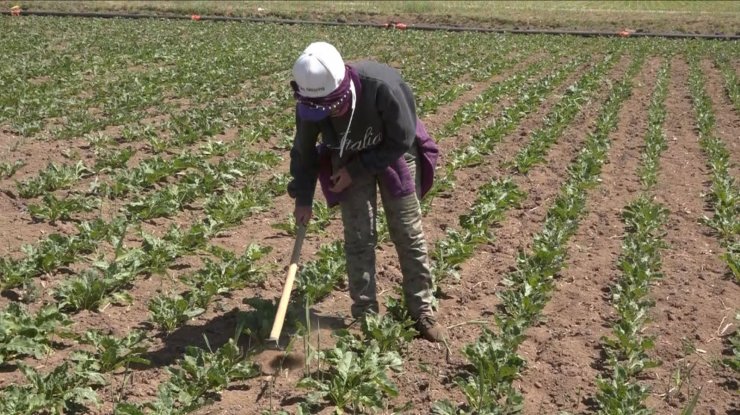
[{"xmin": 191, "ymin": 14, "xmax": 201, "ymax": 21}]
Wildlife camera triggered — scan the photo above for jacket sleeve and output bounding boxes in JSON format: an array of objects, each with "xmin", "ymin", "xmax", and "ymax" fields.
[
  {"xmin": 288, "ymin": 109, "xmax": 320, "ymax": 207},
  {"xmin": 345, "ymin": 81, "xmax": 417, "ymax": 178}
]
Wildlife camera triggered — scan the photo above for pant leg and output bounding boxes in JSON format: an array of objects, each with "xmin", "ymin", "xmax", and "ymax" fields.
[
  {"xmin": 378, "ymin": 151, "xmax": 434, "ymax": 318},
  {"xmin": 339, "ymin": 171, "xmax": 380, "ymax": 318}
]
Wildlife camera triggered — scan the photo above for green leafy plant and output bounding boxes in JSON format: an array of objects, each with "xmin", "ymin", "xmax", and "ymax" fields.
[
  {"xmin": 360, "ymin": 312, "xmax": 418, "ymax": 354},
  {"xmin": 298, "ymin": 331, "xmax": 402, "ymax": 414},
  {"xmin": 54, "ymin": 237, "xmax": 143, "ymax": 312},
  {"xmin": 28, "ymin": 193, "xmax": 100, "ymax": 223},
  {"xmin": 687, "ymin": 52, "xmax": 740, "ymax": 281},
  {"xmin": 0, "ymin": 304, "xmax": 71, "ymax": 365},
  {"xmin": 0, "ymin": 361, "xmax": 104, "ymax": 415},
  {"xmin": 16, "ymin": 161, "xmax": 92, "ymax": 198},
  {"xmin": 94, "ymin": 146, "xmax": 135, "ymax": 172},
  {"xmin": 439, "ymin": 50, "xmax": 644, "ymax": 413},
  {"xmin": 76, "ymin": 330, "xmax": 150, "ymax": 372},
  {"xmin": 0, "ymin": 160, "xmax": 25, "ymax": 179},
  {"xmin": 294, "ymin": 241, "xmax": 346, "ymax": 305},
  {"xmin": 149, "ymin": 294, "xmax": 205, "ymax": 333},
  {"xmin": 115, "ymin": 336, "xmax": 258, "ymax": 414}
]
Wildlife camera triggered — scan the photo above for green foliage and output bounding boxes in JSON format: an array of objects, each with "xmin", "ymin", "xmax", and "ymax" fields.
[
  {"xmin": 238, "ymin": 297, "xmax": 286, "ymax": 341},
  {"xmin": 360, "ymin": 313, "xmax": 418, "ymax": 354},
  {"xmin": 0, "ymin": 304, "xmax": 70, "ymax": 365},
  {"xmin": 205, "ymin": 185, "xmax": 272, "ymax": 228},
  {"xmin": 54, "ymin": 246, "xmax": 144, "ymax": 312},
  {"xmin": 638, "ymin": 61, "xmax": 670, "ymax": 188},
  {"xmin": 149, "ymin": 244, "xmax": 270, "ymax": 333},
  {"xmin": 0, "ymin": 160, "xmax": 25, "ymax": 179},
  {"xmin": 595, "ymin": 363, "xmax": 652, "ymax": 415},
  {"xmin": 513, "ymin": 52, "xmax": 622, "ymax": 173},
  {"xmin": 1, "ymin": 232, "xmax": 98, "ymax": 290},
  {"xmin": 16, "ymin": 161, "xmax": 92, "ymax": 198},
  {"xmin": 0, "ymin": 361, "xmax": 104, "ymax": 415},
  {"xmin": 298, "ymin": 331, "xmax": 402, "ymax": 414},
  {"xmin": 94, "ymin": 146, "xmax": 135, "ymax": 172},
  {"xmin": 115, "ymin": 337, "xmax": 258, "ymax": 414},
  {"xmin": 596, "ymin": 196, "xmax": 668, "ymax": 413},
  {"xmin": 160, "ymin": 337, "xmax": 258, "ymax": 410},
  {"xmin": 294, "ymin": 241, "xmax": 346, "ymax": 305},
  {"xmin": 28, "ymin": 193, "xmax": 99, "ymax": 223},
  {"xmin": 191, "ymin": 244, "xmax": 271, "ymax": 292},
  {"xmin": 433, "ymin": 179, "xmax": 524, "ymax": 288},
  {"xmin": 440, "ymin": 49, "xmax": 644, "ymax": 413},
  {"xmin": 75, "ymin": 330, "xmax": 150, "ymax": 373},
  {"xmin": 149, "ymin": 294, "xmax": 205, "ymax": 334},
  {"xmin": 432, "ymin": 229, "xmax": 486, "ymax": 285},
  {"xmin": 687, "ymin": 52, "xmax": 740, "ymax": 280}
]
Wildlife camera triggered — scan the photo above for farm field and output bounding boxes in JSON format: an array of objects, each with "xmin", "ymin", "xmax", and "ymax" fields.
[
  {"xmin": 8, "ymin": 1, "xmax": 740, "ymax": 34},
  {"xmin": 1, "ymin": 15, "xmax": 739, "ymax": 415}
]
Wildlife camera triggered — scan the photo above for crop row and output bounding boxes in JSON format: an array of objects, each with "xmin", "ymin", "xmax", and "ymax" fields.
[
  {"xmin": 433, "ymin": 51, "xmax": 645, "ymax": 414},
  {"xmin": 595, "ymin": 60, "xmax": 671, "ymax": 415},
  {"xmin": 423, "ymin": 48, "xmax": 594, "ymax": 214},
  {"xmin": 686, "ymin": 52, "xmax": 739, "ymax": 282},
  {"xmin": 2, "ymin": 18, "xmax": 568, "ymax": 141}
]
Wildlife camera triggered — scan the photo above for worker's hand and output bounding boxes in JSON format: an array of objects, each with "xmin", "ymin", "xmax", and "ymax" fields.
[
  {"xmin": 330, "ymin": 167, "xmax": 352, "ymax": 193},
  {"xmin": 294, "ymin": 204, "xmax": 312, "ymax": 226}
]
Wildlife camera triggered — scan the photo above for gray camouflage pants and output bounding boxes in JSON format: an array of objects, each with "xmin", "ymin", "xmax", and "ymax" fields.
[{"xmin": 338, "ymin": 150, "xmax": 434, "ymax": 319}]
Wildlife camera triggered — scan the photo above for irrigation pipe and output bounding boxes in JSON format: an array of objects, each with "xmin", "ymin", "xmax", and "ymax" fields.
[{"xmin": 2, "ymin": 9, "xmax": 739, "ymax": 41}]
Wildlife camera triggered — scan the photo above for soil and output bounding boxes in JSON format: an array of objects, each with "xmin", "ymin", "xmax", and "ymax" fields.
[{"xmin": 1, "ymin": 48, "xmax": 739, "ymax": 415}]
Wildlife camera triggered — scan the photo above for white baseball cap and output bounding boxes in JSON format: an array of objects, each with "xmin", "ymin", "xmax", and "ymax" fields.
[{"xmin": 292, "ymin": 42, "xmax": 345, "ymax": 98}]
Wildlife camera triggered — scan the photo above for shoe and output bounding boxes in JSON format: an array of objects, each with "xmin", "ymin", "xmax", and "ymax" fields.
[
  {"xmin": 351, "ymin": 301, "xmax": 379, "ymax": 320},
  {"xmin": 415, "ymin": 314, "xmax": 447, "ymax": 343}
]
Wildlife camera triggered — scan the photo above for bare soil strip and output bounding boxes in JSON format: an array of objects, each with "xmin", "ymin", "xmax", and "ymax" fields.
[
  {"xmin": 644, "ymin": 57, "xmax": 740, "ymax": 415},
  {"xmin": 515, "ymin": 56, "xmax": 659, "ymax": 414}
]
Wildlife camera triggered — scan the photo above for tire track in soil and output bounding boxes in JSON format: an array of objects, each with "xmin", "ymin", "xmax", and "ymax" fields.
[
  {"xmin": 701, "ymin": 59, "xmax": 740, "ymax": 181},
  {"xmin": 515, "ymin": 56, "xmax": 659, "ymax": 415},
  {"xmin": 644, "ymin": 57, "xmax": 740, "ymax": 415},
  {"xmin": 377, "ymin": 54, "xmax": 635, "ymax": 413}
]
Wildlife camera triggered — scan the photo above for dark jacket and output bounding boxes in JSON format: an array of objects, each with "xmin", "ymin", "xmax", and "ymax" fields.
[{"xmin": 288, "ymin": 61, "xmax": 434, "ymax": 206}]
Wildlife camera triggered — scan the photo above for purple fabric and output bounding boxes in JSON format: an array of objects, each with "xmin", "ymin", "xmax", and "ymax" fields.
[
  {"xmin": 296, "ymin": 102, "xmax": 331, "ymax": 122},
  {"xmin": 295, "ymin": 65, "xmax": 362, "ymax": 122},
  {"xmin": 415, "ymin": 119, "xmax": 439, "ymax": 198},
  {"xmin": 318, "ymin": 118, "xmax": 438, "ymax": 207}
]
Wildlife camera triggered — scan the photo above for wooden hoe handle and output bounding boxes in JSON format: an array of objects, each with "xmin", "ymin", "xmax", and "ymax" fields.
[{"xmin": 268, "ymin": 224, "xmax": 307, "ymax": 342}]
